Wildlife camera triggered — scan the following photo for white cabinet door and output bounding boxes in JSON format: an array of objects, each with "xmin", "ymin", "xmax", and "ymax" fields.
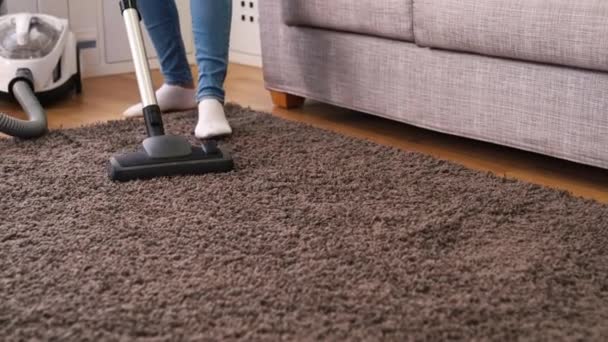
[
  {"xmin": 68, "ymin": 0, "xmax": 100, "ymax": 66},
  {"xmin": 4, "ymin": 0, "xmax": 68, "ymax": 18},
  {"xmin": 68, "ymin": 0, "xmax": 98, "ymax": 39},
  {"xmin": 102, "ymin": 0, "xmax": 193, "ymax": 64},
  {"xmin": 37, "ymin": 0, "xmax": 68, "ymax": 18},
  {"xmin": 5, "ymin": 0, "xmax": 37, "ymax": 13}
]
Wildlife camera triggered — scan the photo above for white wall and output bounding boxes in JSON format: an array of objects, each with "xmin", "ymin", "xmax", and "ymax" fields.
[
  {"xmin": 4, "ymin": 0, "xmax": 37, "ymax": 13},
  {"xmin": 3, "ymin": 0, "xmax": 262, "ymax": 77}
]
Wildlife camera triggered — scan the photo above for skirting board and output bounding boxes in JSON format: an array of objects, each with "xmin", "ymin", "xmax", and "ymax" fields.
[
  {"xmin": 82, "ymin": 55, "xmax": 196, "ymax": 78},
  {"xmin": 82, "ymin": 53, "xmax": 260, "ymax": 78},
  {"xmin": 230, "ymin": 51, "xmax": 263, "ymax": 68}
]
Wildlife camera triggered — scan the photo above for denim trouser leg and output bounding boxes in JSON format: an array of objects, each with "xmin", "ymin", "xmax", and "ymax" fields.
[
  {"xmin": 191, "ymin": 0, "xmax": 232, "ymax": 102},
  {"xmin": 138, "ymin": 0, "xmax": 194, "ymax": 87}
]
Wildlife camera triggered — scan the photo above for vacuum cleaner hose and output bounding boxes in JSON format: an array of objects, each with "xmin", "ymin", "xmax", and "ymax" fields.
[{"xmin": 0, "ymin": 80, "xmax": 47, "ymax": 138}]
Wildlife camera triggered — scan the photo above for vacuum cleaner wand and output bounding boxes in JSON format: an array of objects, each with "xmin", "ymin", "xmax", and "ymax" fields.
[
  {"xmin": 120, "ymin": 0, "xmax": 164, "ymax": 138},
  {"xmin": 108, "ymin": 0, "xmax": 234, "ymax": 182}
]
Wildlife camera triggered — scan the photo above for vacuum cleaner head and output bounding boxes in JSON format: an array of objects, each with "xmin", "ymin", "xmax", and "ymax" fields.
[
  {"xmin": 108, "ymin": 2, "xmax": 234, "ymax": 182},
  {"xmin": 108, "ymin": 138, "xmax": 234, "ymax": 182}
]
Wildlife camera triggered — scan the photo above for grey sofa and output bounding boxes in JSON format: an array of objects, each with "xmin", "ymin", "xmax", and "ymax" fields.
[{"xmin": 259, "ymin": 0, "xmax": 608, "ymax": 169}]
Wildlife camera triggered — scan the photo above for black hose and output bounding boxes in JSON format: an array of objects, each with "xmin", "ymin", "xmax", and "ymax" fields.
[{"xmin": 0, "ymin": 80, "xmax": 47, "ymax": 139}]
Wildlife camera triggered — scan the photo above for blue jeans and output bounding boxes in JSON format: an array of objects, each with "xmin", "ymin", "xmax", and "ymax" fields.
[{"xmin": 138, "ymin": 0, "xmax": 232, "ymax": 102}]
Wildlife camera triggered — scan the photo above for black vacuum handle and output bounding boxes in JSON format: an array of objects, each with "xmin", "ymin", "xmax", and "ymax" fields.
[
  {"xmin": 142, "ymin": 105, "xmax": 165, "ymax": 137},
  {"xmin": 119, "ymin": 0, "xmax": 165, "ymax": 137}
]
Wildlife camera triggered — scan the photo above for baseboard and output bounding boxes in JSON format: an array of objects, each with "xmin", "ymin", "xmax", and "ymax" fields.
[
  {"xmin": 82, "ymin": 53, "xmax": 260, "ymax": 78},
  {"xmin": 229, "ymin": 51, "xmax": 262, "ymax": 68},
  {"xmin": 81, "ymin": 55, "xmax": 197, "ymax": 78}
]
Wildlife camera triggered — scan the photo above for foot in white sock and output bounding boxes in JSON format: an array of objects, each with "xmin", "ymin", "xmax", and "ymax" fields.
[
  {"xmin": 195, "ymin": 99, "xmax": 232, "ymax": 139},
  {"xmin": 123, "ymin": 84, "xmax": 197, "ymax": 117}
]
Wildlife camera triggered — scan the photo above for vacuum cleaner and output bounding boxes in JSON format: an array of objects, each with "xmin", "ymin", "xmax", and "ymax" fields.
[
  {"xmin": 108, "ymin": 0, "xmax": 234, "ymax": 182},
  {"xmin": 0, "ymin": 12, "xmax": 82, "ymax": 139}
]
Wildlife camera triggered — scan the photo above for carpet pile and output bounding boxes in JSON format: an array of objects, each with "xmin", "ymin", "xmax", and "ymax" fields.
[{"xmin": 1, "ymin": 105, "xmax": 607, "ymax": 340}]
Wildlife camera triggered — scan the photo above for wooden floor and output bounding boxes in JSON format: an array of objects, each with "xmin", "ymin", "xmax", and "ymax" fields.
[{"xmin": 2, "ymin": 63, "xmax": 607, "ymax": 202}]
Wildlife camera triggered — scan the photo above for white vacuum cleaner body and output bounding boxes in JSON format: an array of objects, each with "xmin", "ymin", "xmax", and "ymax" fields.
[
  {"xmin": 0, "ymin": 13, "xmax": 82, "ymax": 139},
  {"xmin": 0, "ymin": 13, "xmax": 79, "ymax": 96}
]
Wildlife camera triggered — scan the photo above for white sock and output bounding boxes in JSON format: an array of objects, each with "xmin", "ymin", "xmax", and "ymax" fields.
[
  {"xmin": 195, "ymin": 99, "xmax": 232, "ymax": 139},
  {"xmin": 122, "ymin": 84, "xmax": 197, "ymax": 118}
]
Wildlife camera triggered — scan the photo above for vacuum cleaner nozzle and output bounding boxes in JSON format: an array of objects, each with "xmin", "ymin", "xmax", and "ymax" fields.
[
  {"xmin": 108, "ymin": 139, "xmax": 234, "ymax": 182},
  {"xmin": 108, "ymin": 2, "xmax": 234, "ymax": 182}
]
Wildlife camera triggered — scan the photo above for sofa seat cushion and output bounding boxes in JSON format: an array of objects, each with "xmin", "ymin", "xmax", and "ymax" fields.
[
  {"xmin": 282, "ymin": 0, "xmax": 414, "ymax": 42},
  {"xmin": 414, "ymin": 0, "xmax": 608, "ymax": 72}
]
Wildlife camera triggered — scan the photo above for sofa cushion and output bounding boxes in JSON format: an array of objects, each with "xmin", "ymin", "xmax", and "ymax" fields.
[
  {"xmin": 414, "ymin": 0, "xmax": 608, "ymax": 72},
  {"xmin": 282, "ymin": 0, "xmax": 414, "ymax": 42}
]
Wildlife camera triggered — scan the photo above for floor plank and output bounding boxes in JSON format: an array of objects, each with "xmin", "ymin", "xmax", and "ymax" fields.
[{"xmin": 2, "ymin": 63, "xmax": 607, "ymax": 202}]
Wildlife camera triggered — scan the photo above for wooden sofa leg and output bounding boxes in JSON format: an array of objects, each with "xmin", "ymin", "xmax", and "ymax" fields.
[{"xmin": 270, "ymin": 90, "xmax": 305, "ymax": 109}]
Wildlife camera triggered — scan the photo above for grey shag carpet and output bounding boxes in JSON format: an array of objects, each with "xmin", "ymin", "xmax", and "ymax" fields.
[{"xmin": 1, "ymin": 105, "xmax": 608, "ymax": 341}]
